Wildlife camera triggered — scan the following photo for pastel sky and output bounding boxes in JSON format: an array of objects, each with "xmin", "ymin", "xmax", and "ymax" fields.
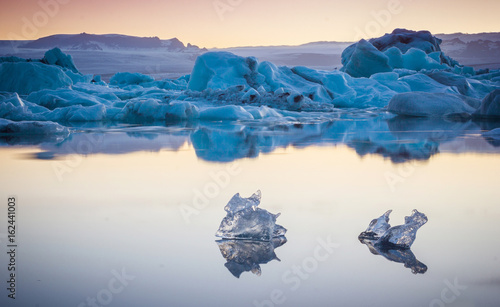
[{"xmin": 1, "ymin": 0, "xmax": 499, "ymax": 48}]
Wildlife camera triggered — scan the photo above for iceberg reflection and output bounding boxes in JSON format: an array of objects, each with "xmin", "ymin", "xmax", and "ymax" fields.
[
  {"xmin": 215, "ymin": 190, "xmax": 287, "ymax": 278},
  {"xmin": 5, "ymin": 113, "xmax": 500, "ymax": 163},
  {"xmin": 216, "ymin": 237, "xmax": 287, "ymax": 278}
]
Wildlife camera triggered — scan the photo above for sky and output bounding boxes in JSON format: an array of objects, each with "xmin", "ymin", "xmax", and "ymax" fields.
[{"xmin": 0, "ymin": 0, "xmax": 499, "ymax": 48}]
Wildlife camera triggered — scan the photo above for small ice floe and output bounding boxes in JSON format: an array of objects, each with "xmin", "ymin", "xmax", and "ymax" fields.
[
  {"xmin": 215, "ymin": 190, "xmax": 287, "ymax": 241},
  {"xmin": 359, "ymin": 210, "xmax": 428, "ymax": 274},
  {"xmin": 359, "ymin": 209, "xmax": 427, "ymax": 248},
  {"xmin": 215, "ymin": 190, "xmax": 287, "ymax": 277}
]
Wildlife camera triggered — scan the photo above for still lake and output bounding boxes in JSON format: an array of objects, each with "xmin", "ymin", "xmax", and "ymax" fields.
[{"xmin": 1, "ymin": 113, "xmax": 500, "ymax": 307}]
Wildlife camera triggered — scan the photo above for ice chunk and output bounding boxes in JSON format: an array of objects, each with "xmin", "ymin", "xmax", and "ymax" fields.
[
  {"xmin": 376, "ymin": 209, "xmax": 428, "ymax": 248},
  {"xmin": 110, "ymin": 72, "xmax": 155, "ymax": 87},
  {"xmin": 370, "ymin": 29, "xmax": 443, "ymax": 54},
  {"xmin": 165, "ymin": 101, "xmax": 200, "ymax": 121},
  {"xmin": 216, "ymin": 190, "xmax": 286, "ymax": 241},
  {"xmin": 216, "ymin": 237, "xmax": 286, "ymax": 278},
  {"xmin": 358, "ymin": 210, "xmax": 392, "ymax": 239},
  {"xmin": 341, "ymin": 39, "xmax": 392, "ymax": 78},
  {"xmin": 473, "ymin": 89, "xmax": 500, "ymax": 119},
  {"xmin": 224, "ymin": 190, "xmax": 261, "ymax": 213},
  {"xmin": 388, "ymin": 92, "xmax": 477, "ymax": 118},
  {"xmin": 116, "ymin": 99, "xmax": 170, "ymax": 122},
  {"xmin": 398, "ymin": 73, "xmax": 460, "ymax": 94},
  {"xmin": 199, "ymin": 105, "xmax": 254, "ymax": 121},
  {"xmin": 42, "ymin": 47, "xmax": 79, "ymax": 73},
  {"xmin": 27, "ymin": 88, "xmax": 112, "ymax": 110},
  {"xmin": 188, "ymin": 52, "xmax": 264, "ymax": 91},
  {"xmin": 401, "ymin": 48, "xmax": 446, "ymax": 71},
  {"xmin": 0, "ymin": 118, "xmax": 69, "ymax": 136},
  {"xmin": 0, "ymin": 62, "xmax": 73, "ymax": 95},
  {"xmin": 426, "ymin": 71, "xmax": 494, "ymax": 100}
]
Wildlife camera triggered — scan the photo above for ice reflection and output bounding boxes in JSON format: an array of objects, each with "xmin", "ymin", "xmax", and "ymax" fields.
[
  {"xmin": 4, "ymin": 114, "xmax": 500, "ymax": 163},
  {"xmin": 359, "ymin": 238, "xmax": 428, "ymax": 275},
  {"xmin": 216, "ymin": 237, "xmax": 287, "ymax": 278},
  {"xmin": 359, "ymin": 210, "xmax": 428, "ymax": 274}
]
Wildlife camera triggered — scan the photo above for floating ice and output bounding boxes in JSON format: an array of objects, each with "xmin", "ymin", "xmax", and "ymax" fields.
[
  {"xmin": 0, "ymin": 118, "xmax": 69, "ymax": 136},
  {"xmin": 358, "ymin": 210, "xmax": 392, "ymax": 239},
  {"xmin": 360, "ymin": 210, "xmax": 427, "ymax": 249},
  {"xmin": 473, "ymin": 89, "xmax": 500, "ymax": 119},
  {"xmin": 216, "ymin": 237, "xmax": 287, "ymax": 278},
  {"xmin": 215, "ymin": 190, "xmax": 287, "ymax": 241},
  {"xmin": 110, "ymin": 72, "xmax": 155, "ymax": 87},
  {"xmin": 341, "ymin": 29, "xmax": 459, "ymax": 78},
  {"xmin": 388, "ymin": 92, "xmax": 478, "ymax": 118},
  {"xmin": 42, "ymin": 47, "xmax": 79, "ymax": 73},
  {"xmin": 359, "ymin": 209, "xmax": 428, "ymax": 273},
  {"xmin": 0, "ymin": 62, "xmax": 73, "ymax": 95},
  {"xmin": 342, "ymin": 39, "xmax": 392, "ymax": 78},
  {"xmin": 1, "ymin": 29, "xmax": 499, "ymax": 124}
]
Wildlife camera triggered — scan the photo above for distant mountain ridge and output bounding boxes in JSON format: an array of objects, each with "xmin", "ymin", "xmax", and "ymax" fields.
[
  {"xmin": 436, "ymin": 32, "xmax": 500, "ymax": 43},
  {"xmin": 19, "ymin": 33, "xmax": 206, "ymax": 52}
]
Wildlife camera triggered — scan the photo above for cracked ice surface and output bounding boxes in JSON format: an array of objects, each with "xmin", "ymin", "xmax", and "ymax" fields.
[{"xmin": 215, "ymin": 190, "xmax": 287, "ymax": 241}]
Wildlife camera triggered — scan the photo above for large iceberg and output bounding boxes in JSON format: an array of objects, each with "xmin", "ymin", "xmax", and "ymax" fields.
[
  {"xmin": 341, "ymin": 29, "xmax": 458, "ymax": 78},
  {"xmin": 0, "ymin": 47, "xmax": 90, "ymax": 95},
  {"xmin": 215, "ymin": 190, "xmax": 287, "ymax": 241}
]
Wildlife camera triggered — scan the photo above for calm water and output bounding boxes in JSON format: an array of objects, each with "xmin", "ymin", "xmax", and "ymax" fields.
[{"xmin": 1, "ymin": 114, "xmax": 500, "ymax": 307}]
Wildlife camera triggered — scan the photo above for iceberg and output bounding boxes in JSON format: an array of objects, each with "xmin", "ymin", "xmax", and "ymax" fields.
[
  {"xmin": 0, "ymin": 118, "xmax": 69, "ymax": 136},
  {"xmin": 0, "ymin": 29, "xmax": 499, "ymax": 125},
  {"xmin": 216, "ymin": 237, "xmax": 287, "ymax": 278},
  {"xmin": 388, "ymin": 92, "xmax": 478, "ymax": 118},
  {"xmin": 341, "ymin": 29, "xmax": 462, "ymax": 78},
  {"xmin": 215, "ymin": 190, "xmax": 287, "ymax": 241},
  {"xmin": 342, "ymin": 39, "xmax": 392, "ymax": 78},
  {"xmin": 473, "ymin": 89, "xmax": 500, "ymax": 119},
  {"xmin": 0, "ymin": 62, "xmax": 73, "ymax": 95},
  {"xmin": 110, "ymin": 72, "xmax": 155, "ymax": 87},
  {"xmin": 42, "ymin": 47, "xmax": 80, "ymax": 73}
]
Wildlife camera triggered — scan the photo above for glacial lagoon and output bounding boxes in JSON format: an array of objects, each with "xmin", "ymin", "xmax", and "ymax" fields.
[{"xmin": 1, "ymin": 113, "xmax": 500, "ymax": 307}]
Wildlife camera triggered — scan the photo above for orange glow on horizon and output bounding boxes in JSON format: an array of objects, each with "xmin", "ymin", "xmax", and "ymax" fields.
[{"xmin": 0, "ymin": 0, "xmax": 499, "ymax": 48}]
